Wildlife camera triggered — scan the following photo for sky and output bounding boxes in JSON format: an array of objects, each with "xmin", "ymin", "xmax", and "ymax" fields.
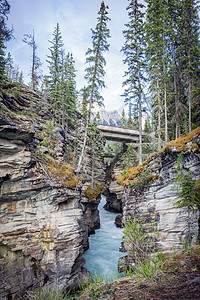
[{"xmin": 5, "ymin": 0, "xmax": 136, "ymax": 111}]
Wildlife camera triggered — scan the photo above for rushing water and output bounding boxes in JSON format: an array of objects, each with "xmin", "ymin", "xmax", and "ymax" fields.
[{"xmin": 83, "ymin": 195, "xmax": 124, "ymax": 281}]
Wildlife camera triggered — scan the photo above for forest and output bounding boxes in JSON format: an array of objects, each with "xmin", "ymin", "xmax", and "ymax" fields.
[
  {"xmin": 0, "ymin": 0, "xmax": 200, "ymax": 165},
  {"xmin": 0, "ymin": 1, "xmax": 200, "ymax": 299}
]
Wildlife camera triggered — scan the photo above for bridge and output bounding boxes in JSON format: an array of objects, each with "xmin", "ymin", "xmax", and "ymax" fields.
[{"xmin": 97, "ymin": 124, "xmax": 140, "ymax": 143}]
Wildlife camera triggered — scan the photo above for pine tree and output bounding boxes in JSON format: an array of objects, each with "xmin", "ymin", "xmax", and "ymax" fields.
[
  {"xmin": 5, "ymin": 51, "xmax": 13, "ymax": 80},
  {"xmin": 177, "ymin": 0, "xmax": 200, "ymax": 133},
  {"xmin": 60, "ymin": 52, "xmax": 77, "ymax": 128},
  {"xmin": 145, "ymin": 0, "xmax": 171, "ymax": 150},
  {"xmin": 127, "ymin": 102, "xmax": 134, "ymax": 128},
  {"xmin": 76, "ymin": 1, "xmax": 110, "ymax": 173},
  {"xmin": 23, "ymin": 30, "xmax": 42, "ymax": 90},
  {"xmin": 5, "ymin": 52, "xmax": 24, "ymax": 84},
  {"xmin": 80, "ymin": 86, "xmax": 90, "ymax": 119},
  {"xmin": 0, "ymin": 0, "xmax": 12, "ymax": 83},
  {"xmin": 18, "ymin": 70, "xmax": 23, "ymax": 84},
  {"xmin": 120, "ymin": 108, "xmax": 127, "ymax": 127},
  {"xmin": 47, "ymin": 23, "xmax": 64, "ymax": 123},
  {"xmin": 84, "ymin": 1, "xmax": 110, "ymax": 116},
  {"xmin": 122, "ymin": 0, "xmax": 146, "ymax": 163}
]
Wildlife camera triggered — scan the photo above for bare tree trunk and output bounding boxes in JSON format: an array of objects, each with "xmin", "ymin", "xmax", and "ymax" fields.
[
  {"xmin": 76, "ymin": 114, "xmax": 89, "ymax": 173},
  {"xmin": 32, "ymin": 30, "xmax": 35, "ymax": 90},
  {"xmin": 76, "ymin": 87, "xmax": 94, "ymax": 173}
]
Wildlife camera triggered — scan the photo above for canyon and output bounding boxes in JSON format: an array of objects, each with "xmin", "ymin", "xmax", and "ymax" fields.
[{"xmin": 0, "ymin": 84, "xmax": 200, "ymax": 299}]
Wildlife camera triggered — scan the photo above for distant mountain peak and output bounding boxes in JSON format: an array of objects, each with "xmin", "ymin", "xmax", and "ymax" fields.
[{"xmin": 93, "ymin": 107, "xmax": 122, "ymax": 126}]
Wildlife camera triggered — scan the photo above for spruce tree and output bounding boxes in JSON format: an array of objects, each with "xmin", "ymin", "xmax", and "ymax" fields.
[
  {"xmin": 0, "ymin": 0, "xmax": 12, "ymax": 83},
  {"xmin": 127, "ymin": 102, "xmax": 134, "ymax": 129},
  {"xmin": 60, "ymin": 52, "xmax": 77, "ymax": 128},
  {"xmin": 80, "ymin": 86, "xmax": 90, "ymax": 119},
  {"xmin": 5, "ymin": 51, "xmax": 13, "ymax": 80},
  {"xmin": 23, "ymin": 30, "xmax": 42, "ymax": 90},
  {"xmin": 120, "ymin": 108, "xmax": 127, "ymax": 127},
  {"xmin": 122, "ymin": 0, "xmax": 146, "ymax": 163},
  {"xmin": 84, "ymin": 1, "xmax": 110, "ymax": 117},
  {"xmin": 177, "ymin": 0, "xmax": 200, "ymax": 132},
  {"xmin": 0, "ymin": 35, "xmax": 7, "ymax": 82},
  {"xmin": 145, "ymin": 0, "xmax": 170, "ymax": 149},
  {"xmin": 77, "ymin": 1, "xmax": 110, "ymax": 173},
  {"xmin": 47, "ymin": 23, "xmax": 64, "ymax": 123}
]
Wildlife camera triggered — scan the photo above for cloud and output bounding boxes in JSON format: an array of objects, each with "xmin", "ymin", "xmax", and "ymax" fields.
[{"xmin": 6, "ymin": 0, "xmax": 131, "ymax": 110}]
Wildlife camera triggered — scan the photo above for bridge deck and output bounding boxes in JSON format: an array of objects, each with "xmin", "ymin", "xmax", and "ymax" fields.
[{"xmin": 97, "ymin": 124, "xmax": 140, "ymax": 143}]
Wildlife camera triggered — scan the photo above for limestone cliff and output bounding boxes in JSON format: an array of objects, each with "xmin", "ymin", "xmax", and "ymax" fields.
[
  {"xmin": 117, "ymin": 128, "xmax": 200, "ymax": 251},
  {"xmin": 0, "ymin": 84, "xmax": 105, "ymax": 299}
]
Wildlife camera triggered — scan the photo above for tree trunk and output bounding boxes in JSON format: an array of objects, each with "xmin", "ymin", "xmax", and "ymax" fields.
[
  {"xmin": 188, "ymin": 80, "xmax": 192, "ymax": 133},
  {"xmin": 162, "ymin": 31, "xmax": 168, "ymax": 143},
  {"xmin": 171, "ymin": 33, "xmax": 180, "ymax": 139},
  {"xmin": 187, "ymin": 47, "xmax": 192, "ymax": 133},
  {"xmin": 91, "ymin": 143, "xmax": 94, "ymax": 188},
  {"xmin": 32, "ymin": 41, "xmax": 35, "ymax": 90},
  {"xmin": 137, "ymin": 52, "xmax": 142, "ymax": 164},
  {"xmin": 157, "ymin": 77, "xmax": 161, "ymax": 151}
]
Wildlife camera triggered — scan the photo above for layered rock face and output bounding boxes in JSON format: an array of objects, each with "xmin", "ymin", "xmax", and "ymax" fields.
[
  {"xmin": 0, "ymin": 84, "xmax": 104, "ymax": 299},
  {"xmin": 118, "ymin": 128, "xmax": 200, "ymax": 251},
  {"xmin": 104, "ymin": 153, "xmax": 125, "ymax": 214}
]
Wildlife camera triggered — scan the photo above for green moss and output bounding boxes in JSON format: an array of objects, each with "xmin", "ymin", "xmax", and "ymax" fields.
[
  {"xmin": 85, "ymin": 182, "xmax": 105, "ymax": 201},
  {"xmin": 0, "ymin": 244, "xmax": 8, "ymax": 258},
  {"xmin": 164, "ymin": 127, "xmax": 200, "ymax": 152},
  {"xmin": 118, "ymin": 127, "xmax": 200, "ymax": 188},
  {"xmin": 32, "ymin": 153, "xmax": 78, "ymax": 187}
]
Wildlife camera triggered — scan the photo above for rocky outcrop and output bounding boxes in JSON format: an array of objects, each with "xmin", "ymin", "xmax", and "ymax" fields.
[
  {"xmin": 0, "ymin": 84, "xmax": 105, "ymax": 299},
  {"xmin": 104, "ymin": 152, "xmax": 125, "ymax": 215},
  {"xmin": 118, "ymin": 128, "xmax": 200, "ymax": 251}
]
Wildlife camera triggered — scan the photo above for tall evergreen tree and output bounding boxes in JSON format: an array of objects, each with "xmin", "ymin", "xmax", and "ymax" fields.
[
  {"xmin": 127, "ymin": 102, "xmax": 134, "ymax": 128},
  {"xmin": 23, "ymin": 30, "xmax": 42, "ymax": 90},
  {"xmin": 5, "ymin": 51, "xmax": 13, "ymax": 80},
  {"xmin": 145, "ymin": 0, "xmax": 170, "ymax": 149},
  {"xmin": 47, "ymin": 23, "xmax": 64, "ymax": 123},
  {"xmin": 0, "ymin": 0, "xmax": 12, "ymax": 82},
  {"xmin": 120, "ymin": 108, "xmax": 127, "ymax": 127},
  {"xmin": 80, "ymin": 86, "xmax": 90, "ymax": 119},
  {"xmin": 167, "ymin": 0, "xmax": 181, "ymax": 139},
  {"xmin": 60, "ymin": 52, "xmax": 77, "ymax": 128},
  {"xmin": 77, "ymin": 1, "xmax": 110, "ymax": 173},
  {"xmin": 122, "ymin": 0, "xmax": 146, "ymax": 163},
  {"xmin": 5, "ymin": 52, "xmax": 24, "ymax": 83},
  {"xmin": 177, "ymin": 0, "xmax": 200, "ymax": 132},
  {"xmin": 84, "ymin": 1, "xmax": 110, "ymax": 117}
]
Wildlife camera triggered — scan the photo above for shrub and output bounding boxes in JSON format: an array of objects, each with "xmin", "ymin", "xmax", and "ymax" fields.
[{"xmin": 122, "ymin": 218, "xmax": 163, "ymax": 282}]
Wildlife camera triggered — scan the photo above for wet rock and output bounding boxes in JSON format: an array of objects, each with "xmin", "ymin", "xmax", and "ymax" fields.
[
  {"xmin": 104, "ymin": 192, "xmax": 122, "ymax": 213},
  {"xmin": 115, "ymin": 214, "xmax": 123, "ymax": 228}
]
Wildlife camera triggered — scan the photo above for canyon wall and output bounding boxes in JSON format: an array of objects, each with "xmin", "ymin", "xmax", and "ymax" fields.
[
  {"xmin": 0, "ymin": 84, "xmax": 105, "ymax": 299},
  {"xmin": 107, "ymin": 128, "xmax": 200, "ymax": 251}
]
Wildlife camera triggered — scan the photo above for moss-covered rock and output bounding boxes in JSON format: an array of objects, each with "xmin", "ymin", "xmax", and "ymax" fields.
[{"xmin": 118, "ymin": 127, "xmax": 200, "ymax": 188}]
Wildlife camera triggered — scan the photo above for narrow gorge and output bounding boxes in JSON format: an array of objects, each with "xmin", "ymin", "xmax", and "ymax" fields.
[{"xmin": 0, "ymin": 84, "xmax": 200, "ymax": 299}]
